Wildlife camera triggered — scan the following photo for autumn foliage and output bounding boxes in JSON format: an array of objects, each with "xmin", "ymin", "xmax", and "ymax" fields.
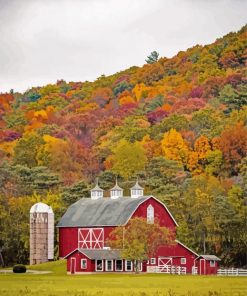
[{"xmin": 0, "ymin": 25, "xmax": 247, "ymax": 267}]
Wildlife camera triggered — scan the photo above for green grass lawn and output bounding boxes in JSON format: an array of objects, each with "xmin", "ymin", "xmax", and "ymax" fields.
[{"xmin": 0, "ymin": 260, "xmax": 246, "ymax": 296}]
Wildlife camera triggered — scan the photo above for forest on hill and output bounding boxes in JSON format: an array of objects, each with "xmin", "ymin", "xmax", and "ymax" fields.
[{"xmin": 0, "ymin": 25, "xmax": 246, "ymax": 267}]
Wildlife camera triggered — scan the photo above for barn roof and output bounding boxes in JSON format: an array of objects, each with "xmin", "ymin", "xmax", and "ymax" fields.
[
  {"xmin": 197, "ymin": 255, "xmax": 221, "ymax": 261},
  {"xmin": 57, "ymin": 196, "xmax": 178, "ymax": 227},
  {"xmin": 64, "ymin": 248, "xmax": 121, "ymax": 259}
]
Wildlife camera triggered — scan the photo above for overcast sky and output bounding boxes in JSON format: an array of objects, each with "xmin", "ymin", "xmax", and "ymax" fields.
[{"xmin": 0, "ymin": 0, "xmax": 246, "ymax": 93}]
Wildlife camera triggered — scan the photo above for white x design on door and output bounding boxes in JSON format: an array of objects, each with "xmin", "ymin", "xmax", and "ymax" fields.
[{"xmin": 78, "ymin": 228, "xmax": 104, "ymax": 249}]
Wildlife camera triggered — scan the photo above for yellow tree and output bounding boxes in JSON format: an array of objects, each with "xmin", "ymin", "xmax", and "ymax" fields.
[
  {"xmin": 161, "ymin": 129, "xmax": 190, "ymax": 165},
  {"xmin": 109, "ymin": 139, "xmax": 147, "ymax": 180},
  {"xmin": 194, "ymin": 135, "xmax": 211, "ymax": 160},
  {"xmin": 188, "ymin": 135, "xmax": 212, "ymax": 174}
]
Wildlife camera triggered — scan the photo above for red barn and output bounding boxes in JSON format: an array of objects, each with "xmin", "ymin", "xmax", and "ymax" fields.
[{"xmin": 57, "ymin": 181, "xmax": 220, "ymax": 274}]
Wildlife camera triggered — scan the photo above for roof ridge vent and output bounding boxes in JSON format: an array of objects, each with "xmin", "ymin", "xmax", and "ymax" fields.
[
  {"xmin": 110, "ymin": 178, "xmax": 123, "ymax": 199},
  {"xmin": 91, "ymin": 178, "xmax": 104, "ymax": 200},
  {"xmin": 131, "ymin": 178, "xmax": 144, "ymax": 198}
]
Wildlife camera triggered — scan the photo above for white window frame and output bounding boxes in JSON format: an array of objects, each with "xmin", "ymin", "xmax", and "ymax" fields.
[
  {"xmin": 147, "ymin": 204, "xmax": 154, "ymax": 224},
  {"xmin": 180, "ymin": 257, "xmax": 186, "ymax": 265},
  {"xmin": 125, "ymin": 260, "xmax": 133, "ymax": 272},
  {"xmin": 96, "ymin": 259, "xmax": 103, "ymax": 271},
  {"xmin": 210, "ymin": 260, "xmax": 215, "ymax": 267},
  {"xmin": 105, "ymin": 260, "xmax": 113, "ymax": 271},
  {"xmin": 81, "ymin": 259, "xmax": 87, "ymax": 269},
  {"xmin": 115, "ymin": 259, "xmax": 123, "ymax": 271},
  {"xmin": 151, "ymin": 258, "xmax": 156, "ymax": 265}
]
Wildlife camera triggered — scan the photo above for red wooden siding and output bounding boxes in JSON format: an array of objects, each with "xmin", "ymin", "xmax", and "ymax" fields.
[{"xmin": 59, "ymin": 197, "xmax": 176, "ymax": 258}]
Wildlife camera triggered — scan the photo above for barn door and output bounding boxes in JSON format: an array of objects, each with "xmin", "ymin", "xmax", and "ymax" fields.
[
  {"xmin": 158, "ymin": 257, "xmax": 172, "ymax": 273},
  {"xmin": 78, "ymin": 228, "xmax": 104, "ymax": 249},
  {"xmin": 199, "ymin": 259, "xmax": 205, "ymax": 275},
  {"xmin": 70, "ymin": 258, "xmax": 76, "ymax": 274}
]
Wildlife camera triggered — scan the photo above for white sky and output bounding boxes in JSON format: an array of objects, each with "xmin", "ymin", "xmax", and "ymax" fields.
[{"xmin": 0, "ymin": 0, "xmax": 246, "ymax": 93}]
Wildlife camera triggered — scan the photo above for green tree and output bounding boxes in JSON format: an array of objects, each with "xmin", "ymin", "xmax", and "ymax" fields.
[
  {"xmin": 108, "ymin": 217, "xmax": 173, "ymax": 273},
  {"xmin": 13, "ymin": 132, "xmax": 44, "ymax": 168},
  {"xmin": 110, "ymin": 139, "xmax": 147, "ymax": 180},
  {"xmin": 145, "ymin": 156, "xmax": 185, "ymax": 197},
  {"xmin": 145, "ymin": 51, "xmax": 159, "ymax": 64},
  {"xmin": 61, "ymin": 180, "xmax": 91, "ymax": 207}
]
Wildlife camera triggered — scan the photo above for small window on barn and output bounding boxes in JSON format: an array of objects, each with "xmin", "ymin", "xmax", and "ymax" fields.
[
  {"xmin": 125, "ymin": 260, "xmax": 133, "ymax": 271},
  {"xmin": 96, "ymin": 259, "xmax": 103, "ymax": 271},
  {"xmin": 105, "ymin": 260, "xmax": 113, "ymax": 271},
  {"xmin": 180, "ymin": 258, "xmax": 186, "ymax": 265},
  {"xmin": 151, "ymin": 258, "xmax": 156, "ymax": 265},
  {"xmin": 115, "ymin": 260, "xmax": 123, "ymax": 271},
  {"xmin": 81, "ymin": 259, "xmax": 87, "ymax": 269},
  {"xmin": 210, "ymin": 260, "xmax": 215, "ymax": 267},
  {"xmin": 147, "ymin": 205, "xmax": 154, "ymax": 224}
]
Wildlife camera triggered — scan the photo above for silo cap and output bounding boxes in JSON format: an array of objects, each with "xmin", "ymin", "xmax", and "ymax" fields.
[{"xmin": 30, "ymin": 202, "xmax": 53, "ymax": 213}]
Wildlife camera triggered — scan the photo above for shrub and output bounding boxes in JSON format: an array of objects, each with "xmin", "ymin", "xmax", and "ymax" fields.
[{"xmin": 13, "ymin": 264, "xmax": 26, "ymax": 273}]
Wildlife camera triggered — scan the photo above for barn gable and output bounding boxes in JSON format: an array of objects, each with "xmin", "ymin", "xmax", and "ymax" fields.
[{"xmin": 57, "ymin": 195, "xmax": 177, "ymax": 227}]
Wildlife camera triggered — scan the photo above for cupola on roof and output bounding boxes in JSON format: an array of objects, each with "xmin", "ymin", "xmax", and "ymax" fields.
[
  {"xmin": 131, "ymin": 179, "xmax": 144, "ymax": 198},
  {"xmin": 110, "ymin": 179, "xmax": 123, "ymax": 199},
  {"xmin": 91, "ymin": 179, "xmax": 104, "ymax": 200}
]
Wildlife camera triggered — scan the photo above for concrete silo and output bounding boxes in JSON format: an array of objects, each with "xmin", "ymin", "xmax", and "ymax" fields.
[{"xmin": 30, "ymin": 202, "xmax": 54, "ymax": 265}]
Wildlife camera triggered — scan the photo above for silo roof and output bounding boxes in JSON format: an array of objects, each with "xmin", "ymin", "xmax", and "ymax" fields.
[{"xmin": 30, "ymin": 202, "xmax": 53, "ymax": 213}]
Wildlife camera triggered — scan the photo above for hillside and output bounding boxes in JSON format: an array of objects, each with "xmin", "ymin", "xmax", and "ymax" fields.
[{"xmin": 0, "ymin": 25, "xmax": 246, "ymax": 267}]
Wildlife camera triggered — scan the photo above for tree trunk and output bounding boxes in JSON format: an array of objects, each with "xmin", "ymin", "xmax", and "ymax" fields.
[
  {"xmin": 134, "ymin": 260, "xmax": 139, "ymax": 274},
  {"xmin": 0, "ymin": 250, "xmax": 4, "ymax": 267}
]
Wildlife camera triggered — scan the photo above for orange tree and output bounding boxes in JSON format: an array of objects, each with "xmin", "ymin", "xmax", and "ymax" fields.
[{"xmin": 107, "ymin": 217, "xmax": 174, "ymax": 273}]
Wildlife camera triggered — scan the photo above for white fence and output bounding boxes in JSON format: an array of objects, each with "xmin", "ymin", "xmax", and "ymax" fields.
[
  {"xmin": 217, "ymin": 268, "xmax": 247, "ymax": 276},
  {"xmin": 147, "ymin": 265, "xmax": 186, "ymax": 274}
]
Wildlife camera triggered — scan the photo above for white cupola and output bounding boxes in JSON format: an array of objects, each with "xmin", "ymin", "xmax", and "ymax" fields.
[
  {"xmin": 91, "ymin": 179, "xmax": 104, "ymax": 200},
  {"xmin": 110, "ymin": 179, "xmax": 123, "ymax": 199},
  {"xmin": 131, "ymin": 180, "xmax": 144, "ymax": 198}
]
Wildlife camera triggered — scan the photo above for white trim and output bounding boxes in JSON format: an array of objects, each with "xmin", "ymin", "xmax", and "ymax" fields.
[
  {"xmin": 64, "ymin": 248, "xmax": 78, "ymax": 259},
  {"xmin": 115, "ymin": 259, "xmax": 123, "ymax": 271},
  {"xmin": 96, "ymin": 259, "xmax": 103, "ymax": 271},
  {"xmin": 180, "ymin": 257, "xmax": 186, "ymax": 265},
  {"xmin": 64, "ymin": 248, "xmax": 92, "ymax": 259},
  {"xmin": 105, "ymin": 260, "xmax": 113, "ymax": 271},
  {"xmin": 123, "ymin": 196, "xmax": 178, "ymax": 227},
  {"xmin": 78, "ymin": 228, "xmax": 104, "ymax": 249},
  {"xmin": 81, "ymin": 259, "xmax": 87, "ymax": 269},
  {"xmin": 175, "ymin": 240, "xmax": 199, "ymax": 257},
  {"xmin": 151, "ymin": 258, "xmax": 156, "ymax": 265},
  {"xmin": 125, "ymin": 260, "xmax": 133, "ymax": 272}
]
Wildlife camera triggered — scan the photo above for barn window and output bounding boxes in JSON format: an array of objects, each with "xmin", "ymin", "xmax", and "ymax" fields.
[
  {"xmin": 105, "ymin": 260, "xmax": 113, "ymax": 271},
  {"xmin": 81, "ymin": 259, "xmax": 87, "ymax": 269},
  {"xmin": 180, "ymin": 258, "xmax": 186, "ymax": 265},
  {"xmin": 147, "ymin": 205, "xmax": 154, "ymax": 224},
  {"xmin": 125, "ymin": 260, "xmax": 133, "ymax": 271},
  {"xmin": 115, "ymin": 260, "xmax": 123, "ymax": 271},
  {"xmin": 151, "ymin": 258, "xmax": 156, "ymax": 265},
  {"xmin": 96, "ymin": 260, "xmax": 103, "ymax": 271},
  {"xmin": 210, "ymin": 260, "xmax": 215, "ymax": 267}
]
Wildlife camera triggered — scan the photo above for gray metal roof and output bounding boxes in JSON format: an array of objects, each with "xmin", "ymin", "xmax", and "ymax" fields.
[
  {"xmin": 78, "ymin": 249, "xmax": 121, "ymax": 260},
  {"xmin": 199, "ymin": 255, "xmax": 221, "ymax": 261},
  {"xmin": 57, "ymin": 196, "xmax": 151, "ymax": 227}
]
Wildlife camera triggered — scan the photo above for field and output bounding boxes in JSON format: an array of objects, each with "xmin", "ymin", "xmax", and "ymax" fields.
[{"xmin": 0, "ymin": 261, "xmax": 246, "ymax": 296}]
